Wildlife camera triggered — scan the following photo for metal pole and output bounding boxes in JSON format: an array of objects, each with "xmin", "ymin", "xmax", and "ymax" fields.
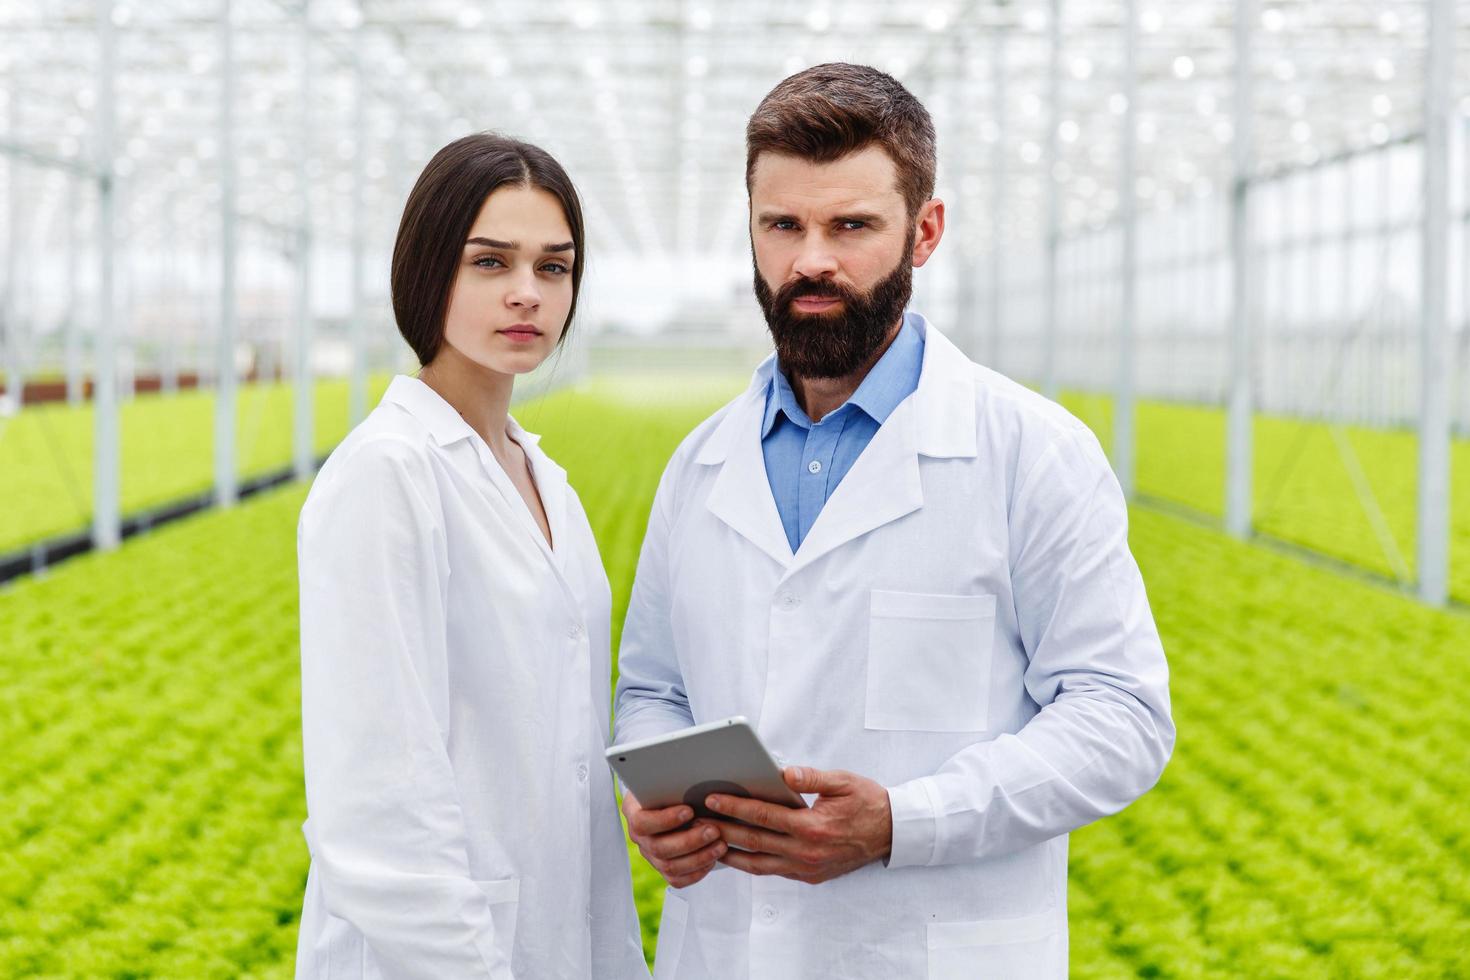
[
  {"xmin": 2, "ymin": 96, "xmax": 20, "ymax": 413},
  {"xmin": 1042, "ymin": 0, "xmax": 1061, "ymax": 400},
  {"xmin": 1115, "ymin": 0, "xmax": 1138, "ymax": 500},
  {"xmin": 1418, "ymin": 0, "xmax": 1453, "ymax": 605},
  {"xmin": 293, "ymin": 0, "xmax": 315, "ymax": 481},
  {"xmin": 65, "ymin": 173, "xmax": 83, "ymax": 405},
  {"xmin": 162, "ymin": 206, "xmax": 179, "ymax": 395},
  {"xmin": 92, "ymin": 0, "xmax": 120, "ymax": 550},
  {"xmin": 215, "ymin": 0, "xmax": 238, "ymax": 507},
  {"xmin": 1226, "ymin": 0, "xmax": 1256, "ymax": 539},
  {"xmin": 348, "ymin": 27, "xmax": 367, "ymax": 426},
  {"xmin": 944, "ymin": 36, "xmax": 971, "ymax": 352},
  {"xmin": 989, "ymin": 23, "xmax": 1007, "ymax": 373},
  {"xmin": 117, "ymin": 177, "xmax": 134, "ymax": 402}
]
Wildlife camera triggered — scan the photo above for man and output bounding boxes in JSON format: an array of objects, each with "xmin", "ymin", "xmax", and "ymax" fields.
[{"xmin": 615, "ymin": 63, "xmax": 1174, "ymax": 979}]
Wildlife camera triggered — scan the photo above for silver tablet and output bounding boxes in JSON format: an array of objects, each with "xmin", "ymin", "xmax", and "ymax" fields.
[{"xmin": 605, "ymin": 716, "xmax": 807, "ymax": 820}]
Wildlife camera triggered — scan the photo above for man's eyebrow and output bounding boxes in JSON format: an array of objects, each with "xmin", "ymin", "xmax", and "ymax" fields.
[
  {"xmin": 465, "ymin": 237, "xmax": 575, "ymax": 253},
  {"xmin": 753, "ymin": 211, "xmax": 886, "ymax": 225}
]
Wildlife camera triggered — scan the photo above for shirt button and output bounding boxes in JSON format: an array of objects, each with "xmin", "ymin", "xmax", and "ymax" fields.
[
  {"xmin": 807, "ymin": 460, "xmax": 822, "ymax": 474},
  {"xmin": 759, "ymin": 903, "xmax": 778, "ymax": 923},
  {"xmin": 576, "ymin": 763, "xmax": 589, "ymax": 783},
  {"xmin": 777, "ymin": 593, "xmax": 800, "ymax": 610}
]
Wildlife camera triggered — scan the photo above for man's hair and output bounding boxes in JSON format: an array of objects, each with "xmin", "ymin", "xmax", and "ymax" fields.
[{"xmin": 745, "ymin": 63, "xmax": 937, "ymax": 217}]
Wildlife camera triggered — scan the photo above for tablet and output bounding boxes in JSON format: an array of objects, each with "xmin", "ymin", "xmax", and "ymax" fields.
[{"xmin": 605, "ymin": 716, "xmax": 807, "ymax": 820}]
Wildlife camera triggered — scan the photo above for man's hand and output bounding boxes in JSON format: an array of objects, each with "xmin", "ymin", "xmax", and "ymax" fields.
[
  {"xmin": 622, "ymin": 791, "xmax": 728, "ymax": 889},
  {"xmin": 707, "ymin": 766, "xmax": 892, "ymax": 885}
]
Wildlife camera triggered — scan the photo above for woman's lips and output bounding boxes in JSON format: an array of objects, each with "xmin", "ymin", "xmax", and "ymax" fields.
[{"xmin": 498, "ymin": 326, "xmax": 542, "ymax": 343}]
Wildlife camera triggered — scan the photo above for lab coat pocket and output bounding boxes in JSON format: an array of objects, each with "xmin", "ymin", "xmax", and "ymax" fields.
[
  {"xmin": 926, "ymin": 908, "xmax": 1063, "ymax": 979},
  {"xmin": 651, "ymin": 890, "xmax": 688, "ymax": 980},
  {"xmin": 866, "ymin": 591, "xmax": 996, "ymax": 732},
  {"xmin": 472, "ymin": 878, "xmax": 521, "ymax": 970}
]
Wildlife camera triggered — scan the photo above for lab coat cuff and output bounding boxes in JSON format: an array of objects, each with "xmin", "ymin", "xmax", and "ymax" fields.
[{"xmin": 884, "ymin": 777, "xmax": 940, "ymax": 869}]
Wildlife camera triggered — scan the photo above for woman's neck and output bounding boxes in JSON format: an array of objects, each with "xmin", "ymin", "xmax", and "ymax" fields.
[{"xmin": 417, "ymin": 347, "xmax": 518, "ymax": 457}]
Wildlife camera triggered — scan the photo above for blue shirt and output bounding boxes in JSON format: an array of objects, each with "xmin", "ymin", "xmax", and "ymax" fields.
[{"xmin": 761, "ymin": 312, "xmax": 926, "ymax": 552}]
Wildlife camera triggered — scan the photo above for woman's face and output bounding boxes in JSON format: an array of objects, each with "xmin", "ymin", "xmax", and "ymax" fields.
[{"xmin": 436, "ymin": 183, "xmax": 576, "ymax": 376}]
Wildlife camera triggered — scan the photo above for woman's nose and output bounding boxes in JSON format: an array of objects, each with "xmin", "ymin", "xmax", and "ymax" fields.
[{"xmin": 505, "ymin": 270, "xmax": 541, "ymax": 310}]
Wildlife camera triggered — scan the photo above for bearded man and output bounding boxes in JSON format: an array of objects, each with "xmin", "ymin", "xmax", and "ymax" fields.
[{"xmin": 614, "ymin": 63, "xmax": 1174, "ymax": 979}]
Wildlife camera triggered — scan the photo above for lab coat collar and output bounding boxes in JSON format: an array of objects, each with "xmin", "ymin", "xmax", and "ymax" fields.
[
  {"xmin": 384, "ymin": 374, "xmax": 567, "ymax": 573},
  {"xmin": 383, "ymin": 375, "xmax": 480, "ymax": 447},
  {"xmin": 696, "ymin": 314, "xmax": 978, "ymax": 575},
  {"xmin": 510, "ymin": 417, "xmax": 569, "ymax": 573},
  {"xmin": 702, "ymin": 393, "xmax": 795, "ymax": 568},
  {"xmin": 384, "ymin": 373, "xmax": 546, "ymax": 447}
]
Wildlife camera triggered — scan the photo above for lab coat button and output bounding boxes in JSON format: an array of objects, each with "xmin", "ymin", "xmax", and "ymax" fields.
[
  {"xmin": 759, "ymin": 903, "xmax": 778, "ymax": 923},
  {"xmin": 777, "ymin": 593, "xmax": 800, "ymax": 610},
  {"xmin": 568, "ymin": 623, "xmax": 585, "ymax": 639},
  {"xmin": 576, "ymin": 763, "xmax": 589, "ymax": 783},
  {"xmin": 807, "ymin": 460, "xmax": 822, "ymax": 474}
]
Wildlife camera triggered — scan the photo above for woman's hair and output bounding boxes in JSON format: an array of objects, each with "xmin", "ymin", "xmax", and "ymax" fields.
[{"xmin": 390, "ymin": 133, "xmax": 586, "ymax": 366}]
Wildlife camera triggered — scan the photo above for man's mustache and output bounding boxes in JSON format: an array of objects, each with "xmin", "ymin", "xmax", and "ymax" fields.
[{"xmin": 781, "ymin": 278, "xmax": 849, "ymax": 302}]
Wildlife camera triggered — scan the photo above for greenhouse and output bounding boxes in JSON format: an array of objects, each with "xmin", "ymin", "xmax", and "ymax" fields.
[{"xmin": 1, "ymin": 0, "xmax": 1468, "ymax": 976}]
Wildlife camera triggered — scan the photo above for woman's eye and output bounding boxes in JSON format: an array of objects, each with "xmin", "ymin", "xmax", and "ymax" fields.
[
  {"xmin": 541, "ymin": 262, "xmax": 570, "ymax": 275},
  {"xmin": 472, "ymin": 256, "xmax": 504, "ymax": 269}
]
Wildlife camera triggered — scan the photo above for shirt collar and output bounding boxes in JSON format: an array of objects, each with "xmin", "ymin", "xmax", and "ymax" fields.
[
  {"xmin": 761, "ymin": 311, "xmax": 925, "ymax": 438},
  {"xmin": 761, "ymin": 361, "xmax": 811, "ymax": 437}
]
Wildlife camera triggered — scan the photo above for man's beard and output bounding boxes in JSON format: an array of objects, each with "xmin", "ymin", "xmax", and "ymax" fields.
[{"xmin": 753, "ymin": 235, "xmax": 915, "ymax": 381}]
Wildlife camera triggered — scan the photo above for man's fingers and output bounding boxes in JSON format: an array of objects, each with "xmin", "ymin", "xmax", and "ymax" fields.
[
  {"xmin": 718, "ymin": 849, "xmax": 797, "ymax": 877},
  {"xmin": 661, "ymin": 839, "xmax": 727, "ymax": 878},
  {"xmin": 784, "ymin": 765, "xmax": 849, "ymax": 795},
  {"xmin": 705, "ymin": 794, "xmax": 800, "ymax": 833},
  {"xmin": 641, "ymin": 820, "xmax": 721, "ymax": 861},
  {"xmin": 628, "ymin": 803, "xmax": 694, "ymax": 837},
  {"xmin": 715, "ymin": 820, "xmax": 804, "ymax": 859},
  {"xmin": 666, "ymin": 868, "xmax": 713, "ymax": 890}
]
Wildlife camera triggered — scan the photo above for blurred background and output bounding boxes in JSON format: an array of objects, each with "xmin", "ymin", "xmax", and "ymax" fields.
[{"xmin": 1, "ymin": 1, "xmax": 1468, "ymax": 977}]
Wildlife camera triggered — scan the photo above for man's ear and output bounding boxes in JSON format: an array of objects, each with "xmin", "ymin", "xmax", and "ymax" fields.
[{"xmin": 910, "ymin": 199, "xmax": 946, "ymax": 268}]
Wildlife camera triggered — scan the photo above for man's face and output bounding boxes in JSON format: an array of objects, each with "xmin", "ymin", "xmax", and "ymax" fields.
[{"xmin": 749, "ymin": 145, "xmax": 915, "ymax": 379}]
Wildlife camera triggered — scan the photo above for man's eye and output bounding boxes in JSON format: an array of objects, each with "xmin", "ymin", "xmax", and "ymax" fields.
[
  {"xmin": 773, "ymin": 221, "xmax": 798, "ymax": 231},
  {"xmin": 839, "ymin": 220, "xmax": 866, "ymax": 231}
]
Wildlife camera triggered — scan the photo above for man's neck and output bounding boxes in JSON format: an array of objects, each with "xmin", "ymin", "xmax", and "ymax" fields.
[{"xmin": 788, "ymin": 318, "xmax": 903, "ymax": 423}]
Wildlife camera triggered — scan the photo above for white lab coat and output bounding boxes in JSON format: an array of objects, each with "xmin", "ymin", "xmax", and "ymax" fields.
[
  {"xmin": 615, "ymin": 314, "xmax": 1174, "ymax": 980},
  {"xmin": 295, "ymin": 375, "xmax": 648, "ymax": 980}
]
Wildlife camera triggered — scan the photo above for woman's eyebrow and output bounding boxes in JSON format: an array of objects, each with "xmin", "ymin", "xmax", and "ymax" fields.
[{"xmin": 465, "ymin": 237, "xmax": 575, "ymax": 253}]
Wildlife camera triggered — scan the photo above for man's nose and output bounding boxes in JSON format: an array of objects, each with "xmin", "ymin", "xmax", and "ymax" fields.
[{"xmin": 791, "ymin": 233, "xmax": 839, "ymax": 280}]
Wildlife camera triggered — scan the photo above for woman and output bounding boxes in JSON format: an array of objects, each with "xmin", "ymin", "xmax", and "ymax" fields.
[{"xmin": 294, "ymin": 134, "xmax": 648, "ymax": 979}]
